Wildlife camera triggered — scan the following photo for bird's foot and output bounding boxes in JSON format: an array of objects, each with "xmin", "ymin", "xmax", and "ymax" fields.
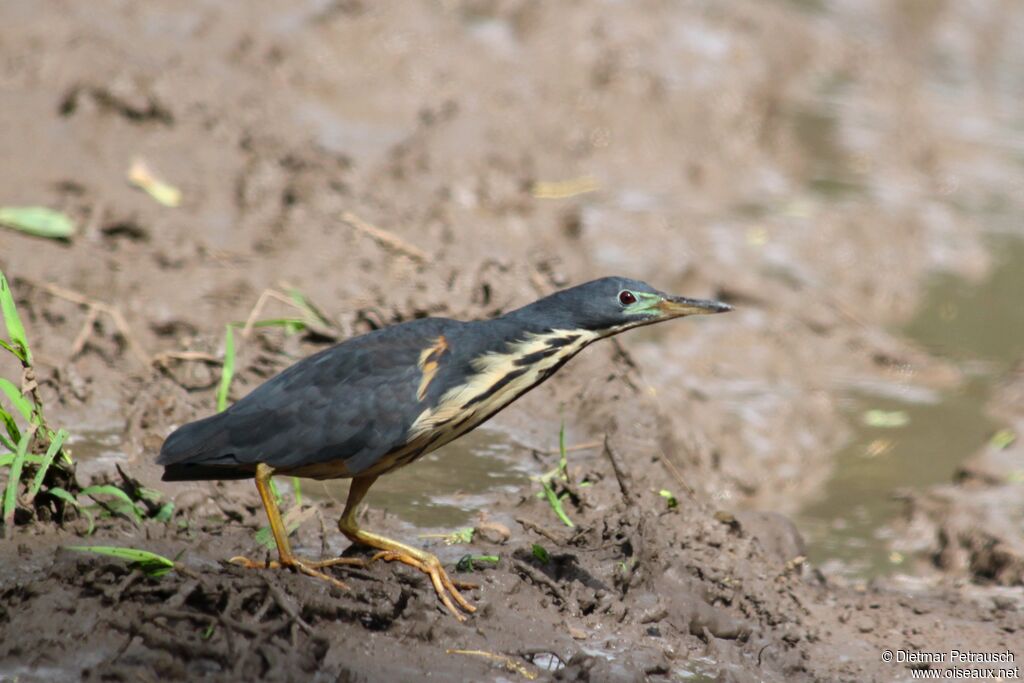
[
  {"xmin": 367, "ymin": 549, "xmax": 477, "ymax": 621},
  {"xmin": 229, "ymin": 554, "xmax": 362, "ymax": 590}
]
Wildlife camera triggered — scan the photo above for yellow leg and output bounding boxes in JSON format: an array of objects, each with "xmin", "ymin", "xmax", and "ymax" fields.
[
  {"xmin": 230, "ymin": 464, "xmax": 361, "ymax": 588},
  {"xmin": 339, "ymin": 475, "xmax": 478, "ymax": 621}
]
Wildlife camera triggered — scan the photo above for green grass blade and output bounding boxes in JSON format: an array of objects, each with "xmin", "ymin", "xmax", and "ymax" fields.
[
  {"xmin": 254, "ymin": 517, "xmax": 301, "ymax": 549},
  {"xmin": 216, "ymin": 324, "xmax": 235, "ymax": 413},
  {"xmin": 48, "ymin": 487, "xmax": 85, "ymax": 529},
  {"xmin": 254, "ymin": 525, "xmax": 275, "ymax": 549},
  {"xmin": 541, "ymin": 479, "xmax": 574, "ymax": 528},
  {"xmin": 67, "ymin": 545, "xmax": 175, "ymax": 577},
  {"xmin": 455, "ymin": 554, "xmax": 500, "ymax": 572},
  {"xmin": 558, "ymin": 420, "xmax": 568, "ymax": 480},
  {"xmin": 531, "ymin": 543, "xmax": 550, "ymax": 564},
  {"xmin": 26, "ymin": 429, "xmax": 67, "ymax": 502},
  {"xmin": 2, "ymin": 430, "xmax": 32, "ymax": 529},
  {"xmin": 46, "ymin": 486, "xmax": 79, "ymax": 507},
  {"xmin": 0, "ymin": 378, "xmax": 34, "ymax": 422},
  {"xmin": 0, "ymin": 453, "xmax": 47, "ymax": 467},
  {"xmin": 0, "ymin": 207, "xmax": 75, "ymax": 240},
  {"xmin": 287, "ymin": 288, "xmax": 331, "ymax": 327},
  {"xmin": 154, "ymin": 502, "xmax": 174, "ymax": 522},
  {"xmin": 253, "ymin": 318, "xmax": 306, "ymax": 329},
  {"xmin": 990, "ymin": 428, "xmax": 1016, "ymax": 450},
  {"xmin": 0, "ymin": 269, "xmax": 31, "ymax": 363},
  {"xmin": 0, "ymin": 408, "xmax": 17, "ymax": 450},
  {"xmin": 292, "ymin": 477, "xmax": 302, "ymax": 507},
  {"xmin": 80, "ymin": 484, "xmax": 143, "ymax": 521},
  {"xmin": 81, "ymin": 507, "xmax": 95, "ymax": 535},
  {"xmin": 80, "ymin": 484, "xmax": 136, "ymax": 504}
]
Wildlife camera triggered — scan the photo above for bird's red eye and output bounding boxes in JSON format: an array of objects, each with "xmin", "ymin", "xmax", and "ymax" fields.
[{"xmin": 618, "ymin": 290, "xmax": 637, "ymax": 305}]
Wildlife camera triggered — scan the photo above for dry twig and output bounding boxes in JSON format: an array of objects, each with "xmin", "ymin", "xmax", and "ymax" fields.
[
  {"xmin": 512, "ymin": 559, "xmax": 569, "ymax": 606},
  {"xmin": 658, "ymin": 450, "xmax": 695, "ymax": 498},
  {"xmin": 516, "ymin": 517, "xmax": 569, "ymax": 546},
  {"xmin": 241, "ymin": 288, "xmax": 301, "ymax": 339},
  {"xmin": 239, "ymin": 286, "xmax": 339, "ymax": 340},
  {"xmin": 602, "ymin": 434, "xmax": 635, "ymax": 503},
  {"xmin": 38, "ymin": 281, "xmax": 150, "ymax": 367},
  {"xmin": 340, "ymin": 211, "xmax": 429, "ymax": 263},
  {"xmin": 541, "ymin": 440, "xmax": 600, "ymax": 455}
]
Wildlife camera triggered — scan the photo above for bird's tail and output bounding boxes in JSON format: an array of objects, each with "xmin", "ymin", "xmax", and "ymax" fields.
[{"xmin": 157, "ymin": 412, "xmax": 255, "ymax": 481}]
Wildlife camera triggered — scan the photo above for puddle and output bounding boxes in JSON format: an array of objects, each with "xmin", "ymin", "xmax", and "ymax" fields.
[
  {"xmin": 65, "ymin": 428, "xmax": 126, "ymax": 480},
  {"xmin": 797, "ymin": 236, "xmax": 1024, "ymax": 578},
  {"xmin": 305, "ymin": 426, "xmax": 542, "ymax": 532}
]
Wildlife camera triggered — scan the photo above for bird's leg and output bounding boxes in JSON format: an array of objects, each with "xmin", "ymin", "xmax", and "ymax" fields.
[
  {"xmin": 338, "ymin": 475, "xmax": 478, "ymax": 621},
  {"xmin": 229, "ymin": 463, "xmax": 359, "ymax": 589}
]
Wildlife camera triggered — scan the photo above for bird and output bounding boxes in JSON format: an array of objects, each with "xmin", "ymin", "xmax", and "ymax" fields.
[{"xmin": 157, "ymin": 276, "xmax": 730, "ymax": 620}]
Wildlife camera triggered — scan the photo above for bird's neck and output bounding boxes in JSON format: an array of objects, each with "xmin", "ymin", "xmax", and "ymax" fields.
[
  {"xmin": 481, "ymin": 312, "xmax": 603, "ymax": 368},
  {"xmin": 500, "ymin": 298, "xmax": 588, "ymax": 339}
]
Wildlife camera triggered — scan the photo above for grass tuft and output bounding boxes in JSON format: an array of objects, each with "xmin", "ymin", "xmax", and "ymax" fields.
[
  {"xmin": 0, "ymin": 268, "xmax": 80, "ymax": 535},
  {"xmin": 534, "ymin": 421, "xmax": 575, "ymax": 528}
]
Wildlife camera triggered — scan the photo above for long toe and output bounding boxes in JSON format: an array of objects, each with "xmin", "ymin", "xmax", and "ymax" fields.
[
  {"xmin": 369, "ymin": 550, "xmax": 477, "ymax": 620},
  {"xmin": 229, "ymin": 554, "xmax": 352, "ymax": 591},
  {"xmin": 290, "ymin": 558, "xmax": 352, "ymax": 591},
  {"xmin": 305, "ymin": 556, "xmax": 371, "ymax": 570}
]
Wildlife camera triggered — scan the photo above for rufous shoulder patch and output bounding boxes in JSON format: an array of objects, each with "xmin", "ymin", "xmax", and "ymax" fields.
[{"xmin": 417, "ymin": 335, "xmax": 448, "ymax": 401}]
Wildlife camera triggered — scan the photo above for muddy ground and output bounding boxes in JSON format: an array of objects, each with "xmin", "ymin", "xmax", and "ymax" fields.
[{"xmin": 1, "ymin": 1, "xmax": 1023, "ymax": 681}]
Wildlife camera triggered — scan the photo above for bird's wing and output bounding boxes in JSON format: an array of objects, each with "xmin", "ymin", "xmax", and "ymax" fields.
[{"xmin": 159, "ymin": 317, "xmax": 461, "ymax": 476}]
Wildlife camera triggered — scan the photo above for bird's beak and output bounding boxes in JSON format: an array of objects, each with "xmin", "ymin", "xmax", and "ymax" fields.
[{"xmin": 657, "ymin": 295, "xmax": 733, "ymax": 318}]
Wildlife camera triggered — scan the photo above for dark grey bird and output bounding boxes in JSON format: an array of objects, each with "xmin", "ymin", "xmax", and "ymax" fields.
[{"xmin": 158, "ymin": 276, "xmax": 730, "ymax": 619}]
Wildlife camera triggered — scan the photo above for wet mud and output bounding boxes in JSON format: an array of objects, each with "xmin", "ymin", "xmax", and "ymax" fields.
[{"xmin": 1, "ymin": 1, "xmax": 1023, "ymax": 681}]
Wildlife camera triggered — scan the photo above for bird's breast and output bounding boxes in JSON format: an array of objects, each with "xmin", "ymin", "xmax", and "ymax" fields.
[{"xmin": 406, "ymin": 329, "xmax": 598, "ymax": 451}]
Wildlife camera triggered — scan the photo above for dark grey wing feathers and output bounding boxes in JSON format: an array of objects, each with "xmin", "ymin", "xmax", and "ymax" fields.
[{"xmin": 158, "ymin": 317, "xmax": 461, "ymax": 476}]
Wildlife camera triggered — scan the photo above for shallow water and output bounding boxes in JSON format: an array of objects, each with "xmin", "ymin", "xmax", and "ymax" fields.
[
  {"xmin": 797, "ymin": 236, "xmax": 1024, "ymax": 578},
  {"xmin": 65, "ymin": 428, "xmax": 123, "ymax": 480},
  {"xmin": 304, "ymin": 426, "xmax": 544, "ymax": 531}
]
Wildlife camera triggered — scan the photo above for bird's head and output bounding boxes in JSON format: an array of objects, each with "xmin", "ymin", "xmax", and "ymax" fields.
[{"xmin": 520, "ymin": 276, "xmax": 732, "ymax": 337}]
